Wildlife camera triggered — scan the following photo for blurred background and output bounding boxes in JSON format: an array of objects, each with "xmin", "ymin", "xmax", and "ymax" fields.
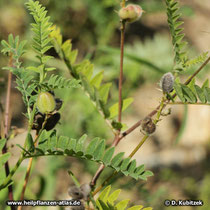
[{"xmin": 0, "ymin": 0, "xmax": 210, "ymax": 209}]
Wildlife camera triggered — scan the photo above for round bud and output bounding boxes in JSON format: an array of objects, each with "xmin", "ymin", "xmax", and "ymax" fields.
[
  {"xmin": 141, "ymin": 117, "xmax": 156, "ymax": 135},
  {"xmin": 37, "ymin": 92, "xmax": 56, "ymax": 114},
  {"xmin": 160, "ymin": 72, "xmax": 174, "ymax": 93},
  {"xmin": 118, "ymin": 4, "xmax": 143, "ymax": 23}
]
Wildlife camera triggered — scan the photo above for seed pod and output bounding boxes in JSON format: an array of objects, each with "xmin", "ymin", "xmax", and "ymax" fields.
[
  {"xmin": 141, "ymin": 117, "xmax": 156, "ymax": 134},
  {"xmin": 68, "ymin": 186, "xmax": 84, "ymax": 200},
  {"xmin": 37, "ymin": 92, "xmax": 56, "ymax": 114},
  {"xmin": 80, "ymin": 184, "xmax": 91, "ymax": 201},
  {"xmin": 160, "ymin": 72, "xmax": 174, "ymax": 93},
  {"xmin": 118, "ymin": 4, "xmax": 143, "ymax": 23}
]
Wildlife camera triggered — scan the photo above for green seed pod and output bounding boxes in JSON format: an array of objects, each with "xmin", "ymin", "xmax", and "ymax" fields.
[
  {"xmin": 118, "ymin": 4, "xmax": 143, "ymax": 23},
  {"xmin": 160, "ymin": 72, "xmax": 174, "ymax": 93},
  {"xmin": 37, "ymin": 92, "xmax": 56, "ymax": 114}
]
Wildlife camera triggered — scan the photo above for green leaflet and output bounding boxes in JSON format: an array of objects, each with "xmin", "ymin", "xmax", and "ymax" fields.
[
  {"xmin": 22, "ymin": 130, "xmax": 153, "ymax": 181},
  {"xmin": 115, "ymin": 199, "xmax": 130, "ymax": 210},
  {"xmin": 26, "ymin": 133, "xmax": 35, "ymax": 152},
  {"xmin": 109, "ymin": 98, "xmax": 134, "ymax": 119},
  {"xmin": 111, "ymin": 152, "xmax": 125, "ymax": 169},
  {"xmin": 202, "ymin": 79, "xmax": 209, "ymax": 89},
  {"xmin": 165, "ymin": 0, "xmax": 188, "ymax": 69},
  {"xmin": 204, "ymin": 87, "xmax": 210, "ymax": 102},
  {"xmin": 0, "ymin": 153, "xmax": 11, "ymax": 167},
  {"xmin": 96, "ymin": 185, "xmax": 153, "ymax": 210},
  {"xmin": 85, "ymin": 137, "xmax": 100, "ymax": 157},
  {"xmin": 181, "ymin": 84, "xmax": 197, "ymax": 103},
  {"xmin": 185, "ymin": 52, "xmax": 208, "ymax": 67},
  {"xmin": 99, "ymin": 83, "xmax": 112, "ymax": 104},
  {"xmin": 25, "ymin": 0, "xmax": 53, "ymax": 61},
  {"xmin": 174, "ymin": 82, "xmax": 185, "ymax": 102},
  {"xmin": 93, "ymin": 140, "xmax": 106, "ymax": 160},
  {"xmin": 90, "ymin": 71, "xmax": 104, "ymax": 89},
  {"xmin": 103, "ymin": 147, "xmax": 115, "ymax": 165},
  {"xmin": 75, "ymin": 134, "xmax": 87, "ymax": 153},
  {"xmin": 46, "ymin": 74, "xmax": 81, "ymax": 90},
  {"xmin": 194, "ymin": 85, "xmax": 206, "ymax": 103},
  {"xmin": 174, "ymin": 81, "xmax": 210, "ymax": 105},
  {"xmin": 108, "ymin": 189, "xmax": 121, "ymax": 205},
  {"xmin": 0, "ymin": 139, "xmax": 6, "ymax": 151}
]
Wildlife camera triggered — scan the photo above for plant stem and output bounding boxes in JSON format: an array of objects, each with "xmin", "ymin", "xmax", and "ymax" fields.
[
  {"xmin": 2, "ymin": 54, "xmax": 15, "ymax": 207},
  {"xmin": 18, "ymin": 115, "xmax": 48, "ymax": 204},
  {"xmin": 118, "ymin": 20, "xmax": 126, "ymax": 125},
  {"xmin": 0, "ymin": 155, "xmax": 24, "ymax": 190},
  {"xmin": 90, "ymin": 17, "xmax": 126, "ymax": 188}
]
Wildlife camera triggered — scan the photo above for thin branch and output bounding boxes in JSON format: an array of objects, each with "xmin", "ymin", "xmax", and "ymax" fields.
[
  {"xmin": 90, "ymin": 17, "xmax": 126, "ymax": 188},
  {"xmin": 119, "ymin": 56, "xmax": 210, "ymax": 141},
  {"xmin": 2, "ymin": 54, "xmax": 15, "ymax": 207},
  {"xmin": 118, "ymin": 20, "xmax": 126, "ymax": 125}
]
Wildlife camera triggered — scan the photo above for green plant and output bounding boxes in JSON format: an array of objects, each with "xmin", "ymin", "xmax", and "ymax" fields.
[{"xmin": 0, "ymin": 0, "xmax": 210, "ymax": 210}]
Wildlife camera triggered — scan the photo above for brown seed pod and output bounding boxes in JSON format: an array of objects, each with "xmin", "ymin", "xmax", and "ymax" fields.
[{"xmin": 141, "ymin": 117, "xmax": 156, "ymax": 134}]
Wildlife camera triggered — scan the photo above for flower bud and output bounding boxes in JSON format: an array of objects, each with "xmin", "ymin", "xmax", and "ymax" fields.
[
  {"xmin": 141, "ymin": 117, "xmax": 156, "ymax": 135},
  {"xmin": 118, "ymin": 4, "xmax": 143, "ymax": 23},
  {"xmin": 37, "ymin": 92, "xmax": 56, "ymax": 114},
  {"xmin": 160, "ymin": 72, "xmax": 174, "ymax": 93}
]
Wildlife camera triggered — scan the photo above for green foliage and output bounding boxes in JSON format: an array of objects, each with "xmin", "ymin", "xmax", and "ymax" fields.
[
  {"xmin": 50, "ymin": 26, "xmax": 133, "ymax": 125},
  {"xmin": 44, "ymin": 74, "xmax": 81, "ymax": 90},
  {"xmin": 165, "ymin": 0, "xmax": 209, "ymax": 71},
  {"xmin": 96, "ymin": 185, "xmax": 153, "ymax": 210},
  {"xmin": 1, "ymin": 34, "xmax": 36, "ymax": 112},
  {"xmin": 164, "ymin": 0, "xmax": 188, "ymax": 69},
  {"xmin": 185, "ymin": 52, "xmax": 208, "ymax": 67},
  {"xmin": 174, "ymin": 79, "xmax": 210, "ymax": 104},
  {"xmin": 25, "ymin": 0, "xmax": 53, "ymax": 64},
  {"xmin": 22, "ymin": 130, "xmax": 153, "ymax": 181}
]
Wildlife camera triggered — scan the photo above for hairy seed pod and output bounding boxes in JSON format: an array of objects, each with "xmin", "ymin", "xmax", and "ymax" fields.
[
  {"xmin": 80, "ymin": 184, "xmax": 91, "ymax": 201},
  {"xmin": 68, "ymin": 186, "xmax": 84, "ymax": 200},
  {"xmin": 118, "ymin": 4, "xmax": 143, "ymax": 23},
  {"xmin": 37, "ymin": 92, "xmax": 56, "ymax": 114},
  {"xmin": 141, "ymin": 117, "xmax": 156, "ymax": 134},
  {"xmin": 160, "ymin": 72, "xmax": 174, "ymax": 93}
]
